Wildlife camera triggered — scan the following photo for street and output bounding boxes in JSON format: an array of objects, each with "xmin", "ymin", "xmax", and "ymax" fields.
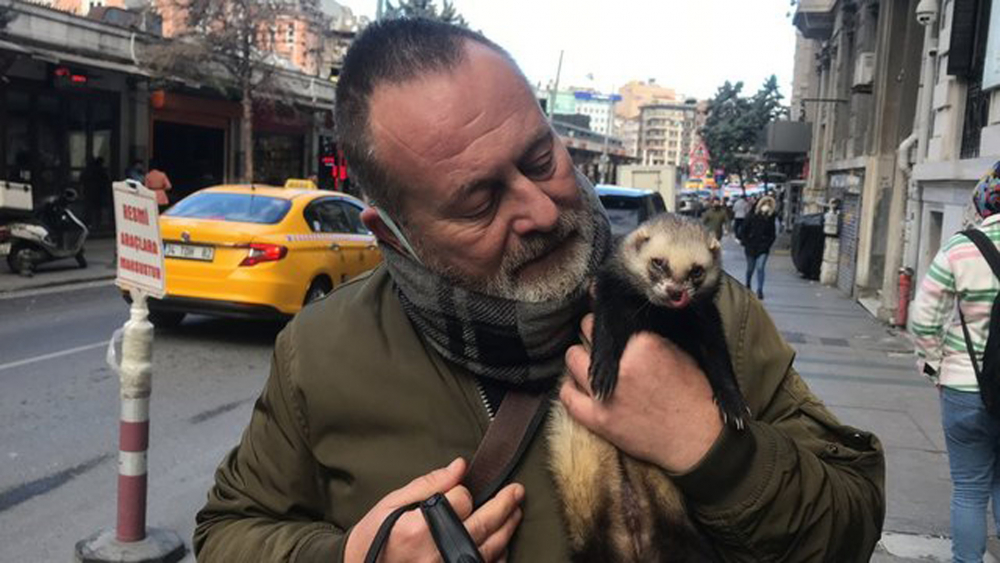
[
  {"xmin": 0, "ymin": 282, "xmax": 278, "ymax": 562},
  {"xmin": 0, "ymin": 237, "xmax": 965, "ymax": 562}
]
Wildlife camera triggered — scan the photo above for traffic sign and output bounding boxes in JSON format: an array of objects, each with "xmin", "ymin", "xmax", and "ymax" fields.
[{"xmin": 112, "ymin": 180, "xmax": 165, "ymax": 299}]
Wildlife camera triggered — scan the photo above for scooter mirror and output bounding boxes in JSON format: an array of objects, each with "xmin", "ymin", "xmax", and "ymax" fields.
[{"xmin": 63, "ymin": 188, "xmax": 79, "ymax": 202}]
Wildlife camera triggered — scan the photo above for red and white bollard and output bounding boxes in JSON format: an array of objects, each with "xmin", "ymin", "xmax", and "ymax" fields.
[
  {"xmin": 116, "ymin": 291, "xmax": 153, "ymax": 542},
  {"xmin": 74, "ymin": 291, "xmax": 185, "ymax": 563}
]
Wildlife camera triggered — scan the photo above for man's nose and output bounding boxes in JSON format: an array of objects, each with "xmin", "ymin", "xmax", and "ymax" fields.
[{"xmin": 509, "ymin": 177, "xmax": 560, "ymax": 236}]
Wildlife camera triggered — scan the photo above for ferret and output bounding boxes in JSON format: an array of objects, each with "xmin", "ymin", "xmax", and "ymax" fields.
[
  {"xmin": 589, "ymin": 212, "xmax": 748, "ymax": 427},
  {"xmin": 548, "ymin": 213, "xmax": 748, "ymax": 562}
]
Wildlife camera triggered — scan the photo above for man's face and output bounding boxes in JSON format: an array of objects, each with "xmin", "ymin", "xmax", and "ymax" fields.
[{"xmin": 367, "ymin": 42, "xmax": 593, "ymax": 302}]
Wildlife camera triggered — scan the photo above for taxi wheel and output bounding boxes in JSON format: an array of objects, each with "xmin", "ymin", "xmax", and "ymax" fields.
[
  {"xmin": 304, "ymin": 278, "xmax": 333, "ymax": 305},
  {"xmin": 148, "ymin": 310, "xmax": 185, "ymax": 329}
]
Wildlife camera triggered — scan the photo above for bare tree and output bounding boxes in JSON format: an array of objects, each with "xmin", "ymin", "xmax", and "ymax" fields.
[{"xmin": 143, "ymin": 0, "xmax": 323, "ymax": 181}]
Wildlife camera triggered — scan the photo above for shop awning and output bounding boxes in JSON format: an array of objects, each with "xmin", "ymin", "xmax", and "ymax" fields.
[{"xmin": 24, "ymin": 44, "xmax": 150, "ymax": 77}]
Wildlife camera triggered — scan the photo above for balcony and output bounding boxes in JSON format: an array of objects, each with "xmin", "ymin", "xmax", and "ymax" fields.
[{"xmin": 793, "ymin": 0, "xmax": 836, "ymax": 40}]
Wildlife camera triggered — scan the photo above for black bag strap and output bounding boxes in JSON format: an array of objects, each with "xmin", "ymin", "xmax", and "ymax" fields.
[
  {"xmin": 464, "ymin": 389, "xmax": 548, "ymax": 508},
  {"xmin": 364, "ymin": 389, "xmax": 548, "ymax": 562},
  {"xmin": 962, "ymin": 229, "xmax": 1000, "ymax": 279},
  {"xmin": 957, "ymin": 306, "xmax": 982, "ymax": 378},
  {"xmin": 956, "ymin": 229, "xmax": 1000, "ymax": 378}
]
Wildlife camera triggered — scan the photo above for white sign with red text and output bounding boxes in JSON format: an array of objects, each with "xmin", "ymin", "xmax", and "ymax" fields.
[{"xmin": 113, "ymin": 180, "xmax": 165, "ymax": 298}]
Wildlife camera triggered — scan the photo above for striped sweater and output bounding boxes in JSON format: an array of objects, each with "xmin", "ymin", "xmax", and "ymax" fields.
[{"xmin": 910, "ymin": 214, "xmax": 1000, "ymax": 391}]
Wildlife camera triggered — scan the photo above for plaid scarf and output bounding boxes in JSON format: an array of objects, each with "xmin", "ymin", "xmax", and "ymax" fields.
[{"xmin": 382, "ymin": 172, "xmax": 611, "ymax": 385}]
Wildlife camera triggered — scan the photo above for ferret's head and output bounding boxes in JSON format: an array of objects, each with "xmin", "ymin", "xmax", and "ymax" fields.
[{"xmin": 617, "ymin": 214, "xmax": 722, "ymax": 309}]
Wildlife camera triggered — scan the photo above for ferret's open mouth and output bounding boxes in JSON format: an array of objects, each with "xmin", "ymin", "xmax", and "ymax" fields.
[{"xmin": 664, "ymin": 289, "xmax": 691, "ymax": 308}]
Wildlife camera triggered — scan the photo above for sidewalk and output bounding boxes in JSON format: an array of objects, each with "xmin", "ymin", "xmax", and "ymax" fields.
[
  {"xmin": 722, "ymin": 236, "xmax": 994, "ymax": 562},
  {"xmin": 0, "ymin": 237, "xmax": 117, "ymax": 295}
]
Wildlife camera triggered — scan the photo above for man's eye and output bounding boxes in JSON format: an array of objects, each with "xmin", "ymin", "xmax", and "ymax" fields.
[
  {"xmin": 523, "ymin": 154, "xmax": 554, "ymax": 177},
  {"xmin": 465, "ymin": 196, "xmax": 497, "ymax": 220}
]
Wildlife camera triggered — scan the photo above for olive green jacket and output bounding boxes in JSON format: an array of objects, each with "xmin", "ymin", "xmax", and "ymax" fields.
[{"xmin": 194, "ymin": 267, "xmax": 885, "ymax": 562}]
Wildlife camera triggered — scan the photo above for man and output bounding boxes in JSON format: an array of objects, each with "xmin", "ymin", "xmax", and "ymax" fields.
[
  {"xmin": 733, "ymin": 195, "xmax": 749, "ymax": 240},
  {"xmin": 701, "ymin": 197, "xmax": 728, "ymax": 241},
  {"xmin": 195, "ymin": 19, "xmax": 884, "ymax": 562},
  {"xmin": 125, "ymin": 159, "xmax": 145, "ymax": 183}
]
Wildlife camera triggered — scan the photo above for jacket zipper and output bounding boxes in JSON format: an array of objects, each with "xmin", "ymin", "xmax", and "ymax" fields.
[{"xmin": 474, "ymin": 379, "xmax": 495, "ymax": 420}]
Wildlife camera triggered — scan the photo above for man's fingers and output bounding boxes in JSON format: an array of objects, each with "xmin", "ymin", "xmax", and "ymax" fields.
[
  {"xmin": 390, "ymin": 458, "xmax": 466, "ymax": 506},
  {"xmin": 560, "ymin": 378, "xmax": 601, "ymax": 429},
  {"xmin": 444, "ymin": 485, "xmax": 474, "ymax": 520},
  {"xmin": 580, "ymin": 314, "xmax": 594, "ymax": 344},
  {"xmin": 564, "ymin": 345, "xmax": 593, "ymax": 394},
  {"xmin": 478, "ymin": 509, "xmax": 522, "ymax": 562},
  {"xmin": 464, "ymin": 483, "xmax": 524, "ymax": 545}
]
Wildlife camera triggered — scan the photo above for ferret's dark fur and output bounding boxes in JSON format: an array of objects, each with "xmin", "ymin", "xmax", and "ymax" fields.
[{"xmin": 548, "ymin": 213, "xmax": 748, "ymax": 562}]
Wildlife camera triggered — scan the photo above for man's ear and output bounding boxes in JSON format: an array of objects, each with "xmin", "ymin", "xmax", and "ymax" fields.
[{"xmin": 361, "ymin": 207, "xmax": 406, "ymax": 254}]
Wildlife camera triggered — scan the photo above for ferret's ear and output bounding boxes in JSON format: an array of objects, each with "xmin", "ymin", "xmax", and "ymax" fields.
[
  {"xmin": 709, "ymin": 237, "xmax": 721, "ymax": 253},
  {"xmin": 632, "ymin": 230, "xmax": 650, "ymax": 252}
]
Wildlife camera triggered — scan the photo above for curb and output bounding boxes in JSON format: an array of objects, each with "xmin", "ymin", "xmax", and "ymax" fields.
[{"xmin": 0, "ymin": 273, "xmax": 116, "ymax": 296}]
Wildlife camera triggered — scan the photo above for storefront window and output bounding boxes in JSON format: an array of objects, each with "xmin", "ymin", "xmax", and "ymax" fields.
[
  {"xmin": 254, "ymin": 132, "xmax": 304, "ymax": 186},
  {"xmin": 69, "ymin": 98, "xmax": 88, "ymax": 181},
  {"xmin": 5, "ymin": 91, "xmax": 31, "ymax": 182}
]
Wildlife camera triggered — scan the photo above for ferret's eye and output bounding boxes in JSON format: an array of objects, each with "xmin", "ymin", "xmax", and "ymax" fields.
[
  {"xmin": 690, "ymin": 265, "xmax": 705, "ymax": 280},
  {"xmin": 651, "ymin": 257, "xmax": 667, "ymax": 272}
]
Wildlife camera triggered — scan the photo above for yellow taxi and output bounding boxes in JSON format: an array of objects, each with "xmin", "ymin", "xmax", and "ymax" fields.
[{"xmin": 146, "ymin": 185, "xmax": 381, "ymax": 327}]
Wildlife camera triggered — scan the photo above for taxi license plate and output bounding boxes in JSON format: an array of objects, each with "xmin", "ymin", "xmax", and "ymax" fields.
[
  {"xmin": 0, "ymin": 242, "xmax": 10, "ymax": 256},
  {"xmin": 164, "ymin": 243, "xmax": 214, "ymax": 261}
]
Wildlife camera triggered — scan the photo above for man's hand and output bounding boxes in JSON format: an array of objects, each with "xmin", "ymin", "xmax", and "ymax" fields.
[
  {"xmin": 343, "ymin": 458, "xmax": 524, "ymax": 563},
  {"xmin": 561, "ymin": 314, "xmax": 724, "ymax": 474}
]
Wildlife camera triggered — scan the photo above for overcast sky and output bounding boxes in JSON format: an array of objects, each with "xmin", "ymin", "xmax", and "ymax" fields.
[{"xmin": 336, "ymin": 0, "xmax": 798, "ymax": 101}]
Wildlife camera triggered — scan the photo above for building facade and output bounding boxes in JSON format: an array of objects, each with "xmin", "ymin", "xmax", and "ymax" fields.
[
  {"xmin": 910, "ymin": 0, "xmax": 1000, "ymax": 294},
  {"xmin": 616, "ymin": 80, "xmax": 677, "ymax": 120},
  {"xmin": 638, "ymin": 102, "xmax": 697, "ymax": 168},
  {"xmin": 0, "ymin": 0, "xmax": 336, "ymax": 232},
  {"xmin": 791, "ymin": 0, "xmax": 975, "ymax": 322}
]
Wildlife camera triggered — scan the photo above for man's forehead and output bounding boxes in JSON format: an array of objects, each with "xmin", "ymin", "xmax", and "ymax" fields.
[{"xmin": 367, "ymin": 42, "xmax": 542, "ymax": 167}]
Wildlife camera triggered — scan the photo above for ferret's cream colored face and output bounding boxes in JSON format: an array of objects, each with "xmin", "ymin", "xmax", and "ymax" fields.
[{"xmin": 621, "ymin": 226, "xmax": 721, "ymax": 308}]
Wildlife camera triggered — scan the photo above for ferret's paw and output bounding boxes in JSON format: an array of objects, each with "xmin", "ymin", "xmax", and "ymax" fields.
[
  {"xmin": 715, "ymin": 395, "xmax": 751, "ymax": 431},
  {"xmin": 588, "ymin": 358, "xmax": 618, "ymax": 401}
]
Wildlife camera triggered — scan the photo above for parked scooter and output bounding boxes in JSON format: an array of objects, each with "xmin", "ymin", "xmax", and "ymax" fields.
[{"xmin": 0, "ymin": 189, "xmax": 89, "ymax": 276}]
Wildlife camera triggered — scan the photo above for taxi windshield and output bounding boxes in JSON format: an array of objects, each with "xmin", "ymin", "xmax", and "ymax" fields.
[{"xmin": 165, "ymin": 193, "xmax": 291, "ymax": 224}]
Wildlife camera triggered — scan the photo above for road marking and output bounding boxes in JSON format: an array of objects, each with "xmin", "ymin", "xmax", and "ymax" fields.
[{"xmin": 0, "ymin": 341, "xmax": 107, "ymax": 372}]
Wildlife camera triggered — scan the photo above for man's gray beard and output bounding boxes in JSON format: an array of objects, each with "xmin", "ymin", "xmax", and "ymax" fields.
[{"xmin": 417, "ymin": 205, "xmax": 597, "ymax": 303}]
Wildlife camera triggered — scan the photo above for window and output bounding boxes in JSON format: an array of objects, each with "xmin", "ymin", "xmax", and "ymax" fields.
[
  {"xmin": 304, "ymin": 198, "xmax": 368, "ymax": 234},
  {"xmin": 286, "ymin": 24, "xmax": 295, "ymax": 45},
  {"xmin": 166, "ymin": 193, "xmax": 292, "ymax": 224}
]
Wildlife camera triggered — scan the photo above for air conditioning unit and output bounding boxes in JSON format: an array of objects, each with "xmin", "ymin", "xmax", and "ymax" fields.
[{"xmin": 852, "ymin": 52, "xmax": 875, "ymax": 92}]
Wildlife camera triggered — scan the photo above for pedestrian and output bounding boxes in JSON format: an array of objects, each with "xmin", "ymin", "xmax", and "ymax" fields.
[
  {"xmin": 701, "ymin": 196, "xmax": 727, "ymax": 241},
  {"xmin": 144, "ymin": 159, "xmax": 172, "ymax": 212},
  {"xmin": 194, "ymin": 19, "xmax": 884, "ymax": 562},
  {"xmin": 732, "ymin": 195, "xmax": 749, "ymax": 240},
  {"xmin": 126, "ymin": 159, "xmax": 145, "ymax": 183},
  {"xmin": 910, "ymin": 161, "xmax": 1000, "ymax": 563},
  {"xmin": 741, "ymin": 195, "xmax": 777, "ymax": 300},
  {"xmin": 80, "ymin": 156, "xmax": 110, "ymax": 230}
]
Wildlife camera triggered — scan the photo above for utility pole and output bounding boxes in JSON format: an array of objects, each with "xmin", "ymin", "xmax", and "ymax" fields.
[
  {"xmin": 548, "ymin": 50, "xmax": 563, "ymax": 121},
  {"xmin": 600, "ymin": 86, "xmax": 617, "ymax": 184},
  {"xmin": 376, "ymin": 0, "xmax": 385, "ymax": 21}
]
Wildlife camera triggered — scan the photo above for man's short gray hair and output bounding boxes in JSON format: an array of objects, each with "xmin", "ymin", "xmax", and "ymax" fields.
[{"xmin": 334, "ymin": 18, "xmax": 517, "ymax": 219}]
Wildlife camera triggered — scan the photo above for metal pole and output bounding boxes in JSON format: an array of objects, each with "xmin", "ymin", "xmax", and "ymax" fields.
[
  {"xmin": 376, "ymin": 0, "xmax": 385, "ymax": 20},
  {"xmin": 116, "ymin": 290, "xmax": 154, "ymax": 543},
  {"xmin": 548, "ymin": 50, "xmax": 564, "ymax": 121}
]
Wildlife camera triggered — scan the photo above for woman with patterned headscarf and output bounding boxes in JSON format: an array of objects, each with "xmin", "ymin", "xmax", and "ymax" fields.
[{"xmin": 910, "ymin": 161, "xmax": 1000, "ymax": 563}]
